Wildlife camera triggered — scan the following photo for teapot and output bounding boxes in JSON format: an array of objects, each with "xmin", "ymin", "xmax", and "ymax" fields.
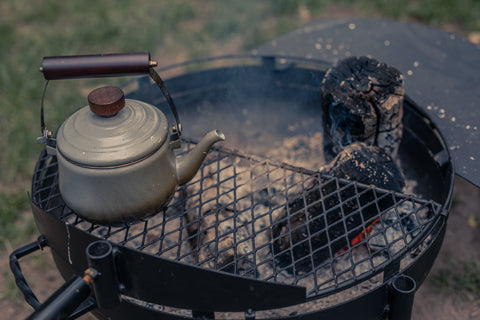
[{"xmin": 37, "ymin": 53, "xmax": 225, "ymax": 224}]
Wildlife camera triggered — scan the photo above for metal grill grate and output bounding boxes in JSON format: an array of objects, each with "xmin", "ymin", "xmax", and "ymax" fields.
[{"xmin": 32, "ymin": 140, "xmax": 443, "ymax": 300}]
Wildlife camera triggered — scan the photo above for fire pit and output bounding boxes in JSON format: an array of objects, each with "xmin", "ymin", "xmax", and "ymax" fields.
[{"xmin": 11, "ymin": 54, "xmax": 454, "ymax": 320}]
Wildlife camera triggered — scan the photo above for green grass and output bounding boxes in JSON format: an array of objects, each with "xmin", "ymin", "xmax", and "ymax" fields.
[
  {"xmin": 2, "ymin": 269, "xmax": 24, "ymax": 305},
  {"xmin": 431, "ymin": 258, "xmax": 480, "ymax": 296},
  {"xmin": 0, "ymin": 0, "xmax": 478, "ymax": 247},
  {"xmin": 372, "ymin": 0, "xmax": 480, "ymax": 30},
  {"xmin": 0, "ymin": 190, "xmax": 36, "ymax": 248}
]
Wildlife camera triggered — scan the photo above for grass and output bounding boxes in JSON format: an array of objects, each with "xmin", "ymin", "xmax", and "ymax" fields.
[
  {"xmin": 0, "ymin": 191, "xmax": 34, "ymax": 246},
  {"xmin": 372, "ymin": 0, "xmax": 480, "ymax": 30},
  {"xmin": 431, "ymin": 258, "xmax": 480, "ymax": 296},
  {"xmin": 0, "ymin": 0, "xmax": 478, "ymax": 247}
]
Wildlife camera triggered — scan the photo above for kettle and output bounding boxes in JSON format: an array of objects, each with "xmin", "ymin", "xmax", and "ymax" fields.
[{"xmin": 37, "ymin": 53, "xmax": 225, "ymax": 224}]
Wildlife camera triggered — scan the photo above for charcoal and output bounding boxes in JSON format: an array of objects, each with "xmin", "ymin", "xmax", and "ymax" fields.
[
  {"xmin": 321, "ymin": 56, "xmax": 404, "ymax": 161},
  {"xmin": 272, "ymin": 142, "xmax": 405, "ymax": 274},
  {"xmin": 320, "ymin": 142, "xmax": 405, "ymax": 192}
]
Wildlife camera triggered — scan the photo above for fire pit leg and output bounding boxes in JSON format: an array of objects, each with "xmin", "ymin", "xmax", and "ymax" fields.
[
  {"xmin": 86, "ymin": 240, "xmax": 121, "ymax": 310},
  {"xmin": 388, "ymin": 275, "xmax": 416, "ymax": 320}
]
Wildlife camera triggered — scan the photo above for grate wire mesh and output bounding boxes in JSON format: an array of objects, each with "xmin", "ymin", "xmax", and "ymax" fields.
[{"xmin": 32, "ymin": 141, "xmax": 443, "ymax": 300}]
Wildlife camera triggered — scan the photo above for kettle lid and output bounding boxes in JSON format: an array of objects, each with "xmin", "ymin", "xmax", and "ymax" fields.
[{"xmin": 56, "ymin": 86, "xmax": 168, "ymax": 167}]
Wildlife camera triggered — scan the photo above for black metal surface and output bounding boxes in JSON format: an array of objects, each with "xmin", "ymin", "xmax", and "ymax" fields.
[
  {"xmin": 255, "ymin": 18, "xmax": 480, "ymax": 188},
  {"xmin": 9, "ymin": 237, "xmax": 48, "ymax": 309},
  {"xmin": 86, "ymin": 241, "xmax": 122, "ymax": 309},
  {"xmin": 23, "ymin": 57, "xmax": 454, "ymax": 319},
  {"xmin": 388, "ymin": 276, "xmax": 416, "ymax": 320}
]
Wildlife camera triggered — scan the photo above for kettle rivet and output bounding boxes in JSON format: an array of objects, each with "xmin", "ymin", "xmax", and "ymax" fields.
[{"xmin": 88, "ymin": 86, "xmax": 125, "ymax": 117}]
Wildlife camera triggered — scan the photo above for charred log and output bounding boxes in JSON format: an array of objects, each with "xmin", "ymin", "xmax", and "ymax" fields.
[
  {"xmin": 321, "ymin": 56, "xmax": 404, "ymax": 161},
  {"xmin": 320, "ymin": 142, "xmax": 405, "ymax": 192}
]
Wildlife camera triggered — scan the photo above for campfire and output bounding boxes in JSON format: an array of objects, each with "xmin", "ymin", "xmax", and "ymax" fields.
[{"xmin": 12, "ymin": 55, "xmax": 454, "ymax": 320}]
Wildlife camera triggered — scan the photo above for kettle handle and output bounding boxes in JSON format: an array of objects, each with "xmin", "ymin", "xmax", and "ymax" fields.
[
  {"xmin": 38, "ymin": 52, "xmax": 182, "ymax": 141},
  {"xmin": 40, "ymin": 52, "xmax": 155, "ymax": 80}
]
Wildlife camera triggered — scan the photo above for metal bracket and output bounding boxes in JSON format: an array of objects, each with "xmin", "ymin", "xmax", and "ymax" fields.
[
  {"xmin": 36, "ymin": 128, "xmax": 57, "ymax": 156},
  {"xmin": 86, "ymin": 241, "xmax": 122, "ymax": 309},
  {"xmin": 169, "ymin": 126, "xmax": 182, "ymax": 149}
]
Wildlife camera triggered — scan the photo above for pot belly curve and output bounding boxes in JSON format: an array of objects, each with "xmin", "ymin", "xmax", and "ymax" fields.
[{"xmin": 57, "ymin": 143, "xmax": 177, "ymax": 225}]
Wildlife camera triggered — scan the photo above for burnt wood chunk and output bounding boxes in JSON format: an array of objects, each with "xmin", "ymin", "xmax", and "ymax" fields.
[
  {"xmin": 272, "ymin": 142, "xmax": 405, "ymax": 274},
  {"xmin": 321, "ymin": 56, "xmax": 404, "ymax": 161},
  {"xmin": 320, "ymin": 142, "xmax": 406, "ymax": 192}
]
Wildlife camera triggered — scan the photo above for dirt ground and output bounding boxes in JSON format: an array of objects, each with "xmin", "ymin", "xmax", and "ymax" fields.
[
  {"xmin": 412, "ymin": 177, "xmax": 480, "ymax": 320},
  {"xmin": 0, "ymin": 177, "xmax": 478, "ymax": 320}
]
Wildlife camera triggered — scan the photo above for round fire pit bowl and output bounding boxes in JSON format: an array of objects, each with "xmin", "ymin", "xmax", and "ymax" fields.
[{"xmin": 14, "ymin": 55, "xmax": 454, "ymax": 320}]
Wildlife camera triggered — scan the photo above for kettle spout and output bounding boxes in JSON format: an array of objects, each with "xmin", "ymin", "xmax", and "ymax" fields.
[{"xmin": 176, "ymin": 129, "xmax": 225, "ymax": 185}]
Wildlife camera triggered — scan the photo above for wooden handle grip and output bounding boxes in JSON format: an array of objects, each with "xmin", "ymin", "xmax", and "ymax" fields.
[{"xmin": 40, "ymin": 52, "xmax": 156, "ymax": 80}]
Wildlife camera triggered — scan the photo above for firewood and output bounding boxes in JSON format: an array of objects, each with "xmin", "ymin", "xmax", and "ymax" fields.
[{"xmin": 321, "ymin": 56, "xmax": 404, "ymax": 161}]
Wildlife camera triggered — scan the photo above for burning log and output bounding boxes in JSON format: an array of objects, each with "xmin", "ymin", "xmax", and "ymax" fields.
[
  {"xmin": 319, "ymin": 142, "xmax": 405, "ymax": 192},
  {"xmin": 272, "ymin": 142, "xmax": 405, "ymax": 273},
  {"xmin": 321, "ymin": 56, "xmax": 404, "ymax": 161}
]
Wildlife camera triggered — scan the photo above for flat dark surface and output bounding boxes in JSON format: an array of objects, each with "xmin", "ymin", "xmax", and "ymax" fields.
[{"xmin": 255, "ymin": 18, "xmax": 480, "ymax": 188}]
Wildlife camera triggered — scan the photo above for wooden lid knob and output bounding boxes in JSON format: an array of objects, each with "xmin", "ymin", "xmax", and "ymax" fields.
[{"xmin": 88, "ymin": 86, "xmax": 125, "ymax": 117}]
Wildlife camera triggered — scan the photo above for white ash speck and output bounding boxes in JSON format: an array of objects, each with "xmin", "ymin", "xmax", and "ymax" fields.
[
  {"xmin": 466, "ymin": 125, "xmax": 471, "ymax": 130},
  {"xmin": 470, "ymin": 156, "xmax": 476, "ymax": 161},
  {"xmin": 426, "ymin": 105, "xmax": 432, "ymax": 110},
  {"xmin": 348, "ymin": 23, "xmax": 356, "ymax": 30},
  {"xmin": 407, "ymin": 70, "xmax": 413, "ymax": 76},
  {"xmin": 413, "ymin": 61, "xmax": 420, "ymax": 67},
  {"xmin": 384, "ymin": 40, "xmax": 391, "ymax": 46},
  {"xmin": 326, "ymin": 44, "xmax": 332, "ymax": 50},
  {"xmin": 438, "ymin": 109, "xmax": 445, "ymax": 118},
  {"xmin": 451, "ymin": 117, "xmax": 456, "ymax": 122},
  {"xmin": 315, "ymin": 43, "xmax": 322, "ymax": 50}
]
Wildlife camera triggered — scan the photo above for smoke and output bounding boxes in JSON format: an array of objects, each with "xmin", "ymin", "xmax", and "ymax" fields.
[{"xmin": 328, "ymin": 101, "xmax": 353, "ymax": 149}]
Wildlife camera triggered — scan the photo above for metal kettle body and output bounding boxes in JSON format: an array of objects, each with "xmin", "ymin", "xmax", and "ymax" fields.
[
  {"xmin": 37, "ymin": 52, "xmax": 226, "ymax": 225},
  {"xmin": 57, "ymin": 127, "xmax": 178, "ymax": 224},
  {"xmin": 53, "ymin": 87, "xmax": 225, "ymax": 224}
]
